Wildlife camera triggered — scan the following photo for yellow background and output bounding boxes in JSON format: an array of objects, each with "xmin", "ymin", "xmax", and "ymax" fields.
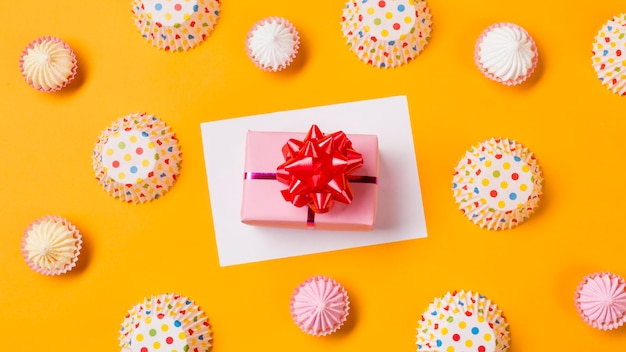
[{"xmin": 1, "ymin": 0, "xmax": 626, "ymax": 350}]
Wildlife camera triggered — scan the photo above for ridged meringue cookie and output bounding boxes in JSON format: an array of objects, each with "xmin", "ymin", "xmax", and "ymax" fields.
[
  {"xmin": 575, "ymin": 272, "xmax": 626, "ymax": 330},
  {"xmin": 475, "ymin": 23, "xmax": 538, "ymax": 86},
  {"xmin": 246, "ymin": 17, "xmax": 300, "ymax": 72},
  {"xmin": 290, "ymin": 276, "xmax": 350, "ymax": 336},
  {"xmin": 21, "ymin": 216, "xmax": 82, "ymax": 275},
  {"xmin": 20, "ymin": 37, "xmax": 77, "ymax": 92}
]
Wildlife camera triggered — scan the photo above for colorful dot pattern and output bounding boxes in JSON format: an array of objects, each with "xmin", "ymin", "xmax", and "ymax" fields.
[
  {"xmin": 93, "ymin": 113, "xmax": 182, "ymax": 204},
  {"xmin": 452, "ymin": 138, "xmax": 543, "ymax": 230},
  {"xmin": 360, "ymin": 0, "xmax": 415, "ymax": 41},
  {"xmin": 119, "ymin": 293, "xmax": 212, "ymax": 352},
  {"xmin": 131, "ymin": 316, "xmax": 188, "ymax": 352},
  {"xmin": 142, "ymin": 0, "xmax": 198, "ymax": 27},
  {"xmin": 341, "ymin": 0, "xmax": 432, "ymax": 68},
  {"xmin": 132, "ymin": 0, "xmax": 220, "ymax": 52},
  {"xmin": 101, "ymin": 130, "xmax": 156, "ymax": 184},
  {"xmin": 416, "ymin": 291, "xmax": 510, "ymax": 352},
  {"xmin": 592, "ymin": 13, "xmax": 626, "ymax": 96}
]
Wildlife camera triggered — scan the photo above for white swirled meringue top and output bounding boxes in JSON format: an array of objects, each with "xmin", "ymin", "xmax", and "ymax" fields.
[
  {"xmin": 21, "ymin": 39, "xmax": 75, "ymax": 91},
  {"xmin": 477, "ymin": 24, "xmax": 536, "ymax": 83},
  {"xmin": 247, "ymin": 18, "xmax": 299, "ymax": 71},
  {"xmin": 24, "ymin": 220, "xmax": 79, "ymax": 271}
]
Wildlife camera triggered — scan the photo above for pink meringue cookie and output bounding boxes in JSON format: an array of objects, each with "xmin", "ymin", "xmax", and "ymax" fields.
[
  {"xmin": 290, "ymin": 275, "xmax": 350, "ymax": 336},
  {"xmin": 575, "ymin": 272, "xmax": 626, "ymax": 330}
]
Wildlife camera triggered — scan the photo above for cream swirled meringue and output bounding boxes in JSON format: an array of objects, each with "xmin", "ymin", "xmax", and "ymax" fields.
[
  {"xmin": 20, "ymin": 37, "xmax": 77, "ymax": 92},
  {"xmin": 246, "ymin": 17, "xmax": 300, "ymax": 72},
  {"xmin": 575, "ymin": 272, "xmax": 626, "ymax": 330},
  {"xmin": 290, "ymin": 276, "xmax": 350, "ymax": 336},
  {"xmin": 475, "ymin": 23, "xmax": 538, "ymax": 86},
  {"xmin": 21, "ymin": 216, "xmax": 82, "ymax": 275}
]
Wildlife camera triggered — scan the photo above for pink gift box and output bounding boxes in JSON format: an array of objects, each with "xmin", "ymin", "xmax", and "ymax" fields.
[{"xmin": 241, "ymin": 130, "xmax": 379, "ymax": 231}]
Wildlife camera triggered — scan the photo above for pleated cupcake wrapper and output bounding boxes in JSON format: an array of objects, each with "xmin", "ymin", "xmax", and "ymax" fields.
[
  {"xmin": 290, "ymin": 275, "xmax": 350, "ymax": 336},
  {"xmin": 132, "ymin": 0, "xmax": 220, "ymax": 52},
  {"xmin": 246, "ymin": 17, "xmax": 300, "ymax": 72},
  {"xmin": 19, "ymin": 36, "xmax": 78, "ymax": 93},
  {"xmin": 21, "ymin": 215, "xmax": 82, "ymax": 276},
  {"xmin": 341, "ymin": 0, "xmax": 432, "ymax": 68},
  {"xmin": 417, "ymin": 290, "xmax": 510, "ymax": 352},
  {"xmin": 452, "ymin": 138, "xmax": 543, "ymax": 231},
  {"xmin": 592, "ymin": 13, "xmax": 626, "ymax": 96},
  {"xmin": 93, "ymin": 113, "xmax": 182, "ymax": 204},
  {"xmin": 474, "ymin": 23, "xmax": 538, "ymax": 86},
  {"xmin": 119, "ymin": 293, "xmax": 211, "ymax": 352},
  {"xmin": 575, "ymin": 272, "xmax": 626, "ymax": 331}
]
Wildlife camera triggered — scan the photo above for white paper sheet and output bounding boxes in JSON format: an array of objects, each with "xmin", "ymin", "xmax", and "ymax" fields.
[{"xmin": 200, "ymin": 96, "xmax": 427, "ymax": 266}]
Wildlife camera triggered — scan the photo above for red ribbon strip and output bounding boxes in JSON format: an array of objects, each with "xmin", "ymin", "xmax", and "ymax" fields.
[{"xmin": 276, "ymin": 125, "xmax": 364, "ymax": 214}]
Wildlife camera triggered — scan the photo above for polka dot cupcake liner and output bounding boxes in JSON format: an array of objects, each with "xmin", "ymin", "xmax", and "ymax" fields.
[
  {"xmin": 132, "ymin": 0, "xmax": 220, "ymax": 52},
  {"xmin": 592, "ymin": 13, "xmax": 626, "ymax": 96},
  {"xmin": 119, "ymin": 293, "xmax": 212, "ymax": 352},
  {"xmin": 92, "ymin": 113, "xmax": 182, "ymax": 204},
  {"xmin": 416, "ymin": 290, "xmax": 510, "ymax": 352},
  {"xmin": 341, "ymin": 0, "xmax": 432, "ymax": 68},
  {"xmin": 452, "ymin": 138, "xmax": 543, "ymax": 230},
  {"xmin": 21, "ymin": 215, "xmax": 82, "ymax": 276}
]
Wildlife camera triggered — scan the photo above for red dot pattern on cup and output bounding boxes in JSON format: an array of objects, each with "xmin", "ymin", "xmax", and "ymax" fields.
[
  {"xmin": 416, "ymin": 291, "xmax": 510, "ymax": 352},
  {"xmin": 142, "ymin": 0, "xmax": 198, "ymax": 27},
  {"xmin": 100, "ymin": 130, "xmax": 156, "ymax": 185},
  {"xmin": 93, "ymin": 113, "xmax": 182, "ymax": 204},
  {"xmin": 452, "ymin": 138, "xmax": 543, "ymax": 230},
  {"xmin": 132, "ymin": 0, "xmax": 220, "ymax": 52},
  {"xmin": 361, "ymin": 0, "xmax": 415, "ymax": 40},
  {"xmin": 341, "ymin": 0, "xmax": 432, "ymax": 68},
  {"xmin": 131, "ymin": 315, "xmax": 188, "ymax": 352},
  {"xmin": 592, "ymin": 13, "xmax": 626, "ymax": 96},
  {"xmin": 118, "ymin": 293, "xmax": 212, "ymax": 352}
]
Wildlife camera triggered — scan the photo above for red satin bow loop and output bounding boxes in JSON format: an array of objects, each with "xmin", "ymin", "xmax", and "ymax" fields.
[{"xmin": 276, "ymin": 125, "xmax": 364, "ymax": 214}]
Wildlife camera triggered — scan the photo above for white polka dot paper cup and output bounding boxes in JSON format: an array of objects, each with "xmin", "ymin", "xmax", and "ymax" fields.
[
  {"xmin": 592, "ymin": 13, "xmax": 626, "ymax": 96},
  {"xmin": 416, "ymin": 290, "xmax": 511, "ymax": 352},
  {"xmin": 92, "ymin": 113, "xmax": 182, "ymax": 204},
  {"xmin": 119, "ymin": 293, "xmax": 212, "ymax": 352},
  {"xmin": 341, "ymin": 0, "xmax": 432, "ymax": 68},
  {"xmin": 452, "ymin": 138, "xmax": 543, "ymax": 230},
  {"xmin": 131, "ymin": 0, "xmax": 220, "ymax": 52}
]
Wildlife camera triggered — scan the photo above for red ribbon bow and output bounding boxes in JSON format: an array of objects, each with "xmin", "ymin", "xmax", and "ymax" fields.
[{"xmin": 276, "ymin": 125, "xmax": 364, "ymax": 214}]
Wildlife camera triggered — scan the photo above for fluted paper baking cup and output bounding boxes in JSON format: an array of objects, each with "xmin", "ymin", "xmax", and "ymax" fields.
[
  {"xmin": 474, "ymin": 23, "xmax": 538, "ymax": 86},
  {"xmin": 290, "ymin": 275, "xmax": 350, "ymax": 336},
  {"xmin": 19, "ymin": 36, "xmax": 77, "ymax": 92},
  {"xmin": 417, "ymin": 290, "xmax": 510, "ymax": 352},
  {"xmin": 93, "ymin": 113, "xmax": 182, "ymax": 204},
  {"xmin": 341, "ymin": 0, "xmax": 432, "ymax": 68},
  {"xmin": 132, "ymin": 0, "xmax": 220, "ymax": 52},
  {"xmin": 575, "ymin": 272, "xmax": 626, "ymax": 331},
  {"xmin": 119, "ymin": 293, "xmax": 212, "ymax": 352},
  {"xmin": 21, "ymin": 215, "xmax": 82, "ymax": 276},
  {"xmin": 246, "ymin": 17, "xmax": 300, "ymax": 72},
  {"xmin": 452, "ymin": 138, "xmax": 542, "ymax": 230},
  {"xmin": 592, "ymin": 14, "xmax": 626, "ymax": 96}
]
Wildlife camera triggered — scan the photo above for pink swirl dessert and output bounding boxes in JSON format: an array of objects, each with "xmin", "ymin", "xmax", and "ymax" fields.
[
  {"xmin": 290, "ymin": 275, "xmax": 350, "ymax": 336},
  {"xmin": 575, "ymin": 272, "xmax": 626, "ymax": 330}
]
